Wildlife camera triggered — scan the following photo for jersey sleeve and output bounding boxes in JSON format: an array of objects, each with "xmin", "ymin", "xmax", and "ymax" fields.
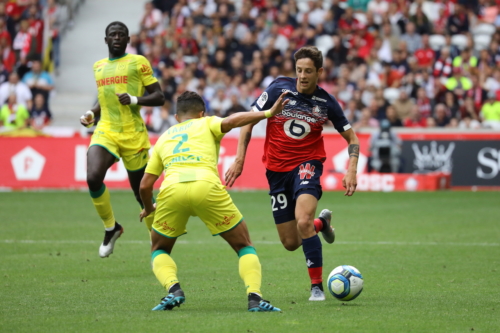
[
  {"xmin": 327, "ymin": 94, "xmax": 352, "ymax": 133},
  {"xmin": 136, "ymin": 55, "xmax": 158, "ymax": 87},
  {"xmin": 207, "ymin": 116, "xmax": 225, "ymax": 141},
  {"xmin": 145, "ymin": 145, "xmax": 163, "ymax": 176},
  {"xmin": 251, "ymin": 80, "xmax": 281, "ymax": 112}
]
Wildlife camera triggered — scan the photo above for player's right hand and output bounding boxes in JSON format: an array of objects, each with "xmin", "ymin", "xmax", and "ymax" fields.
[
  {"xmin": 80, "ymin": 111, "xmax": 95, "ymax": 128},
  {"xmin": 225, "ymin": 160, "xmax": 243, "ymax": 187},
  {"xmin": 269, "ymin": 92, "xmax": 290, "ymax": 117}
]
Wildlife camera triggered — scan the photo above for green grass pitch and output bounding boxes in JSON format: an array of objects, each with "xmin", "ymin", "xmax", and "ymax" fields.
[{"xmin": 1, "ymin": 191, "xmax": 499, "ymax": 332}]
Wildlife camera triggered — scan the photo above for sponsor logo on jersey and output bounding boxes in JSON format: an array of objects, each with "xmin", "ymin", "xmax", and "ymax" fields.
[
  {"xmin": 288, "ymin": 100, "xmax": 297, "ymax": 106},
  {"xmin": 257, "ymin": 92, "xmax": 268, "ymax": 108},
  {"xmin": 216, "ymin": 214, "xmax": 236, "ymax": 227},
  {"xmin": 281, "ymin": 110, "xmax": 317, "ymax": 123},
  {"xmin": 312, "ymin": 96, "xmax": 327, "ymax": 103},
  {"xmin": 312, "ymin": 106, "xmax": 321, "ymax": 114},
  {"xmin": 96, "ymin": 76, "xmax": 128, "ymax": 87},
  {"xmin": 281, "ymin": 88, "xmax": 298, "ymax": 95},
  {"xmin": 300, "ymin": 181, "xmax": 309, "ymax": 185},
  {"xmin": 140, "ymin": 64, "xmax": 152, "ymax": 75},
  {"xmin": 298, "ymin": 163, "xmax": 316, "ymax": 179}
]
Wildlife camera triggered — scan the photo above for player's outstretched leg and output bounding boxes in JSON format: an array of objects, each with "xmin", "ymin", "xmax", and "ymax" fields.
[
  {"xmin": 313, "ymin": 209, "xmax": 335, "ymax": 244},
  {"xmin": 151, "ymin": 249, "xmax": 185, "ymax": 311}
]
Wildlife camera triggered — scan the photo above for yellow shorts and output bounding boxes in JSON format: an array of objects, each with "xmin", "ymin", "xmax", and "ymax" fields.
[
  {"xmin": 89, "ymin": 128, "xmax": 150, "ymax": 171},
  {"xmin": 153, "ymin": 181, "xmax": 243, "ymax": 238}
]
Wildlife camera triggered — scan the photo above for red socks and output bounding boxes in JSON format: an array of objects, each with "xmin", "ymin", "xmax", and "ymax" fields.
[{"xmin": 313, "ymin": 218, "xmax": 323, "ymax": 233}]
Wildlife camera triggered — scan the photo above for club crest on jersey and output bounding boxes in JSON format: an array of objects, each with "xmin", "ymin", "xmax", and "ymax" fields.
[
  {"xmin": 257, "ymin": 92, "xmax": 268, "ymax": 108},
  {"xmin": 312, "ymin": 106, "xmax": 321, "ymax": 114},
  {"xmin": 298, "ymin": 163, "xmax": 316, "ymax": 179}
]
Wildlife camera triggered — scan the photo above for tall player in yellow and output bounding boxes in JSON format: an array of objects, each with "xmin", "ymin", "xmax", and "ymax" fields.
[
  {"xmin": 79, "ymin": 22, "xmax": 165, "ymax": 258},
  {"xmin": 139, "ymin": 91, "xmax": 289, "ymax": 312}
]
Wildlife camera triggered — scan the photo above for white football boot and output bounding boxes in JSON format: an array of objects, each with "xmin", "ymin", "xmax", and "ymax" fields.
[{"xmin": 99, "ymin": 222, "xmax": 123, "ymax": 258}]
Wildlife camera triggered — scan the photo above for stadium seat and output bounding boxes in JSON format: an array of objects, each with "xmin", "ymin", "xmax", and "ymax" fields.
[
  {"xmin": 450, "ymin": 34, "xmax": 468, "ymax": 50},
  {"xmin": 383, "ymin": 88, "xmax": 401, "ymax": 104},
  {"xmin": 429, "ymin": 35, "xmax": 446, "ymax": 51},
  {"xmin": 315, "ymin": 35, "xmax": 334, "ymax": 58},
  {"xmin": 473, "ymin": 34, "xmax": 492, "ymax": 51},
  {"xmin": 472, "ymin": 23, "xmax": 496, "ymax": 36}
]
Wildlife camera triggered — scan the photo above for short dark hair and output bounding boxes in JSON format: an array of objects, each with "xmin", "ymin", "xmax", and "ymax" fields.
[
  {"xmin": 176, "ymin": 91, "xmax": 206, "ymax": 115},
  {"xmin": 105, "ymin": 21, "xmax": 129, "ymax": 36},
  {"xmin": 294, "ymin": 46, "xmax": 323, "ymax": 71}
]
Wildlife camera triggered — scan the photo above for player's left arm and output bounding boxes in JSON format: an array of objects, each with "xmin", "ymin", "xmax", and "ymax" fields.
[
  {"xmin": 326, "ymin": 94, "xmax": 359, "ymax": 196},
  {"xmin": 116, "ymin": 56, "xmax": 165, "ymax": 107},
  {"xmin": 116, "ymin": 82, "xmax": 165, "ymax": 107},
  {"xmin": 340, "ymin": 129, "xmax": 359, "ymax": 197},
  {"xmin": 139, "ymin": 172, "xmax": 159, "ymax": 221}
]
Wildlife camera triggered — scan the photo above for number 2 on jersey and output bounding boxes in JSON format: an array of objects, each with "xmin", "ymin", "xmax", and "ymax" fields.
[{"xmin": 172, "ymin": 134, "xmax": 190, "ymax": 154}]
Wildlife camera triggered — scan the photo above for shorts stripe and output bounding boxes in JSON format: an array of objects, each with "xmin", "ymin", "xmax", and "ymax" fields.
[
  {"xmin": 89, "ymin": 143, "xmax": 120, "ymax": 160},
  {"xmin": 153, "ymin": 228, "xmax": 186, "ymax": 239}
]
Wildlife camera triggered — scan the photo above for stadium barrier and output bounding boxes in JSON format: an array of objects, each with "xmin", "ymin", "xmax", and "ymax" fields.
[{"xmin": 0, "ymin": 132, "xmax": 498, "ymax": 191}]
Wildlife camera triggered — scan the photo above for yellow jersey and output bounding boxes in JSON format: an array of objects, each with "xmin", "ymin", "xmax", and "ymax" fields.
[
  {"xmin": 146, "ymin": 116, "xmax": 225, "ymax": 190},
  {"xmin": 93, "ymin": 53, "xmax": 158, "ymax": 132}
]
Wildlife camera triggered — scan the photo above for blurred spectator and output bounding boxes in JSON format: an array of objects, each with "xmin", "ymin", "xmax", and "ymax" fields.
[
  {"xmin": 434, "ymin": 103, "xmax": 451, "ymax": 127},
  {"xmin": 0, "ymin": 72, "xmax": 32, "ymax": 110},
  {"xmin": 401, "ymin": 22, "xmax": 422, "ymax": 54},
  {"xmin": 410, "ymin": 5, "xmax": 432, "ymax": 35},
  {"xmin": 12, "ymin": 19, "xmax": 31, "ymax": 62},
  {"xmin": 47, "ymin": 0, "xmax": 63, "ymax": 73},
  {"xmin": 414, "ymin": 35, "xmax": 435, "ymax": 70},
  {"xmin": 22, "ymin": 59, "xmax": 54, "ymax": 107},
  {"xmin": 0, "ymin": 94, "xmax": 29, "ymax": 130},
  {"xmin": 444, "ymin": 91, "xmax": 460, "ymax": 119},
  {"xmin": 344, "ymin": 99, "xmax": 362, "ymax": 123},
  {"xmin": 210, "ymin": 88, "xmax": 231, "ymax": 116},
  {"xmin": 433, "ymin": 47, "xmax": 453, "ymax": 78},
  {"xmin": 452, "ymin": 48, "xmax": 478, "ymax": 73},
  {"xmin": 353, "ymin": 107, "xmax": 379, "ymax": 130},
  {"xmin": 141, "ymin": 1, "xmax": 164, "ymax": 37},
  {"xmin": 480, "ymin": 90, "xmax": 500, "ymax": 129},
  {"xmin": 347, "ymin": 0, "xmax": 371, "ymax": 12},
  {"xmin": 225, "ymin": 93, "xmax": 246, "ymax": 116},
  {"xmin": 445, "ymin": 68, "xmax": 472, "ymax": 95},
  {"xmin": 447, "ymin": 4, "xmax": 469, "ymax": 35},
  {"xmin": 368, "ymin": 0, "xmax": 389, "ymax": 24},
  {"xmin": 416, "ymin": 87, "xmax": 432, "ymax": 118},
  {"xmin": 404, "ymin": 105, "xmax": 427, "ymax": 127},
  {"xmin": 141, "ymin": 105, "xmax": 163, "ymax": 133},
  {"xmin": 393, "ymin": 90, "xmax": 415, "ymax": 121},
  {"xmin": 385, "ymin": 105, "xmax": 403, "ymax": 127},
  {"xmin": 29, "ymin": 93, "xmax": 52, "ymax": 130}
]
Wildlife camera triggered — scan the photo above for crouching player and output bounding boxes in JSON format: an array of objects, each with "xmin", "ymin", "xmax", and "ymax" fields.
[{"xmin": 139, "ymin": 91, "xmax": 289, "ymax": 312}]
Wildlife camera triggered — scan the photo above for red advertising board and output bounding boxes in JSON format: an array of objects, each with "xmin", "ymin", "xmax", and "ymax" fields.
[{"xmin": 0, "ymin": 131, "xmax": 494, "ymax": 191}]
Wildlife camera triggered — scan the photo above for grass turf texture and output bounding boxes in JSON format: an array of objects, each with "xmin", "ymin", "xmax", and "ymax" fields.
[{"xmin": 0, "ymin": 191, "xmax": 499, "ymax": 332}]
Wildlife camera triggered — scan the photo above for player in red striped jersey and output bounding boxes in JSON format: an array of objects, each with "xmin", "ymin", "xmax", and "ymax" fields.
[{"xmin": 226, "ymin": 46, "xmax": 359, "ymax": 301}]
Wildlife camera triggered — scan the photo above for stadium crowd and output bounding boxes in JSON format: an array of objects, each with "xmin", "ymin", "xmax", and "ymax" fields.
[
  {"xmin": 0, "ymin": 0, "xmax": 76, "ymax": 131},
  {"xmin": 129, "ymin": 0, "xmax": 500, "ymax": 134}
]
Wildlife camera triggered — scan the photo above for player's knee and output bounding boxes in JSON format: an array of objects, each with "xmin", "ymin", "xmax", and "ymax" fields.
[
  {"xmin": 86, "ymin": 172, "xmax": 104, "ymax": 191},
  {"xmin": 281, "ymin": 239, "xmax": 300, "ymax": 251},
  {"xmin": 296, "ymin": 218, "xmax": 314, "ymax": 235}
]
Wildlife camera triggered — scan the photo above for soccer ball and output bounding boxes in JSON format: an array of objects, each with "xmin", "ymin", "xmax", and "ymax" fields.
[{"xmin": 327, "ymin": 265, "xmax": 364, "ymax": 301}]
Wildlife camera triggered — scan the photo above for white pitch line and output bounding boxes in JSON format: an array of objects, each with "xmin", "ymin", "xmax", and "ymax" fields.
[{"xmin": 1, "ymin": 240, "xmax": 499, "ymax": 247}]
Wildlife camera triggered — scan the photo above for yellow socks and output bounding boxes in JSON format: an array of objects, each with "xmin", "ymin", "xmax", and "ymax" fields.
[
  {"xmin": 238, "ymin": 246, "xmax": 262, "ymax": 296},
  {"xmin": 152, "ymin": 249, "xmax": 179, "ymax": 291},
  {"xmin": 89, "ymin": 184, "xmax": 115, "ymax": 229}
]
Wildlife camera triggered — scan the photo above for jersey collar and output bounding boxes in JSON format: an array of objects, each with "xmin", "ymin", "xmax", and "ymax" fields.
[{"xmin": 108, "ymin": 53, "xmax": 128, "ymax": 61}]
